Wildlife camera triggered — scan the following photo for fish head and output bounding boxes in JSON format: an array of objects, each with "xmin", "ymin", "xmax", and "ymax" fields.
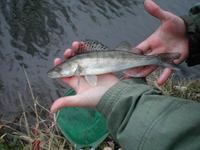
[
  {"xmin": 47, "ymin": 62, "xmax": 78, "ymax": 78},
  {"xmin": 47, "ymin": 66, "xmax": 63, "ymax": 78}
]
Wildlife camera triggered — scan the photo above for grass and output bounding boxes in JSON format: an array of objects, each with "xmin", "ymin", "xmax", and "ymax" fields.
[
  {"xmin": 160, "ymin": 79, "xmax": 200, "ymax": 101},
  {"xmin": 0, "ymin": 69, "xmax": 73, "ymax": 150},
  {"xmin": 0, "ymin": 69, "xmax": 116, "ymax": 150},
  {"xmin": 147, "ymin": 69, "xmax": 200, "ymax": 101},
  {"xmin": 0, "ymin": 69, "xmax": 199, "ymax": 150}
]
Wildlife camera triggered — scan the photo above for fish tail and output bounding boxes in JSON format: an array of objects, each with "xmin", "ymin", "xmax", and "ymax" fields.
[
  {"xmin": 157, "ymin": 53, "xmax": 193, "ymax": 77},
  {"xmin": 162, "ymin": 62, "xmax": 196, "ymax": 79},
  {"xmin": 174, "ymin": 64, "xmax": 198, "ymax": 79}
]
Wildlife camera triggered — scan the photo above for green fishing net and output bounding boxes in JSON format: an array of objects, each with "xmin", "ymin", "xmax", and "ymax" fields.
[{"xmin": 56, "ymin": 88, "xmax": 108, "ymax": 149}]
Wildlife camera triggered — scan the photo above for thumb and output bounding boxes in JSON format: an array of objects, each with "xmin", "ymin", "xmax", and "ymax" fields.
[
  {"xmin": 50, "ymin": 95, "xmax": 82, "ymax": 113},
  {"xmin": 144, "ymin": 0, "xmax": 167, "ymax": 21},
  {"xmin": 136, "ymin": 40, "xmax": 150, "ymax": 54}
]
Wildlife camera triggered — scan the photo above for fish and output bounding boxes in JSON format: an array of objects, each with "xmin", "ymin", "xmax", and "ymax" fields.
[{"xmin": 47, "ymin": 40, "xmax": 180, "ymax": 86}]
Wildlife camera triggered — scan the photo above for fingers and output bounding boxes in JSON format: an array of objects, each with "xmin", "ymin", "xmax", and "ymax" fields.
[
  {"xmin": 50, "ymin": 96, "xmax": 80, "ymax": 113},
  {"xmin": 72, "ymin": 41, "xmax": 80, "ymax": 50},
  {"xmin": 125, "ymin": 66, "xmax": 156, "ymax": 78},
  {"xmin": 50, "ymin": 93, "xmax": 96, "ymax": 113},
  {"xmin": 55, "ymin": 40, "xmax": 81, "ymax": 65},
  {"xmin": 174, "ymin": 48, "xmax": 189, "ymax": 64},
  {"xmin": 136, "ymin": 40, "xmax": 151, "ymax": 54},
  {"xmin": 173, "ymin": 56, "xmax": 184, "ymax": 65},
  {"xmin": 156, "ymin": 68, "xmax": 172, "ymax": 85},
  {"xmin": 54, "ymin": 58, "xmax": 62, "ymax": 66},
  {"xmin": 64, "ymin": 48, "xmax": 73, "ymax": 59},
  {"xmin": 140, "ymin": 65, "xmax": 157, "ymax": 76},
  {"xmin": 64, "ymin": 41, "xmax": 80, "ymax": 59},
  {"xmin": 54, "ymin": 41, "xmax": 85, "ymax": 89},
  {"xmin": 144, "ymin": 0, "xmax": 167, "ymax": 21}
]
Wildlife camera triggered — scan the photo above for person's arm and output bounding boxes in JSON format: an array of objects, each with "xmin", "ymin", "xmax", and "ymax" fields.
[
  {"xmin": 181, "ymin": 3, "xmax": 200, "ymax": 66},
  {"xmin": 97, "ymin": 78, "xmax": 200, "ymax": 150}
]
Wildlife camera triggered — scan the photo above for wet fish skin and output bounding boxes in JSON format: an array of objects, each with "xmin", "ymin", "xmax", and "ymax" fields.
[
  {"xmin": 47, "ymin": 39, "xmax": 180, "ymax": 86},
  {"xmin": 47, "ymin": 50, "xmax": 179, "ymax": 79}
]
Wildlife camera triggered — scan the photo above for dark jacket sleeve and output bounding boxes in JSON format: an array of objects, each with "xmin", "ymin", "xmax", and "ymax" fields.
[
  {"xmin": 181, "ymin": 3, "xmax": 200, "ymax": 66},
  {"xmin": 97, "ymin": 79, "xmax": 200, "ymax": 150}
]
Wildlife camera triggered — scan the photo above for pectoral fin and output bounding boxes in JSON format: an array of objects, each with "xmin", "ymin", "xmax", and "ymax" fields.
[
  {"xmin": 74, "ymin": 65, "xmax": 82, "ymax": 88},
  {"xmin": 85, "ymin": 75, "xmax": 97, "ymax": 86}
]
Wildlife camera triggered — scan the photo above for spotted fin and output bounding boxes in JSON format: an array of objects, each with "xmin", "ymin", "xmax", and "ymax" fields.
[{"xmin": 77, "ymin": 39, "xmax": 109, "ymax": 54}]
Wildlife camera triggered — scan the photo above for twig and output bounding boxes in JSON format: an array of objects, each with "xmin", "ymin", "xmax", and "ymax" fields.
[{"xmin": 18, "ymin": 92, "xmax": 31, "ymax": 137}]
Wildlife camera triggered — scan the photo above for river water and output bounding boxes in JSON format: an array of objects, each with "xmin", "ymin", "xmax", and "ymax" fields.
[{"xmin": 0, "ymin": 0, "xmax": 199, "ymax": 122}]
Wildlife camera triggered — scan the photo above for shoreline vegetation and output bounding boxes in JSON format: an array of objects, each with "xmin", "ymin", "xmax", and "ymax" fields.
[{"xmin": 0, "ymin": 70, "xmax": 199, "ymax": 150}]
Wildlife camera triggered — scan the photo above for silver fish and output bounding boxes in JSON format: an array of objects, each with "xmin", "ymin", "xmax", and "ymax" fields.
[{"xmin": 47, "ymin": 40, "xmax": 180, "ymax": 85}]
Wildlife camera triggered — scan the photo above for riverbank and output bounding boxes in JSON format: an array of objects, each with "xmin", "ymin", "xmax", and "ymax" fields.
[{"xmin": 0, "ymin": 73, "xmax": 199, "ymax": 150}]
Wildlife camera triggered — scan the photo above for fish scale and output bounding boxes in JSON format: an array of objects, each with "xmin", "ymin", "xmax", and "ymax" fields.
[{"xmin": 47, "ymin": 40, "xmax": 180, "ymax": 85}]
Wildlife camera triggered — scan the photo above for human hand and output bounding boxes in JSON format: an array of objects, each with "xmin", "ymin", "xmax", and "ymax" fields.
[
  {"xmin": 128, "ymin": 0, "xmax": 189, "ymax": 85},
  {"xmin": 50, "ymin": 42, "xmax": 119, "ymax": 113}
]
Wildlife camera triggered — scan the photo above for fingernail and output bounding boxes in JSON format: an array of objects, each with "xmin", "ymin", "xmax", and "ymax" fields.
[
  {"xmin": 144, "ymin": 49, "xmax": 152, "ymax": 54},
  {"xmin": 54, "ymin": 58, "xmax": 61, "ymax": 66},
  {"xmin": 72, "ymin": 41, "xmax": 80, "ymax": 50}
]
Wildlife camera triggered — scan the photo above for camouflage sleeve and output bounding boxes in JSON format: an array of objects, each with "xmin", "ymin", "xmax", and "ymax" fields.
[
  {"xmin": 181, "ymin": 3, "xmax": 200, "ymax": 66},
  {"xmin": 97, "ymin": 79, "xmax": 200, "ymax": 150}
]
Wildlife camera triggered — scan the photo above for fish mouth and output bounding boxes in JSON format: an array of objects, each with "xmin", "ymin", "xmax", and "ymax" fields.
[{"xmin": 47, "ymin": 71, "xmax": 61, "ymax": 78}]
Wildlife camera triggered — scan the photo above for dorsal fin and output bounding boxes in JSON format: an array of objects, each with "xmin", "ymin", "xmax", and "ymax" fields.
[
  {"xmin": 76, "ymin": 39, "xmax": 109, "ymax": 54},
  {"xmin": 115, "ymin": 41, "xmax": 132, "ymax": 51}
]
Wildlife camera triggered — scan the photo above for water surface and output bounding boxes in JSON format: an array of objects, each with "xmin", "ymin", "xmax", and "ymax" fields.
[{"xmin": 0, "ymin": 0, "xmax": 199, "ymax": 122}]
